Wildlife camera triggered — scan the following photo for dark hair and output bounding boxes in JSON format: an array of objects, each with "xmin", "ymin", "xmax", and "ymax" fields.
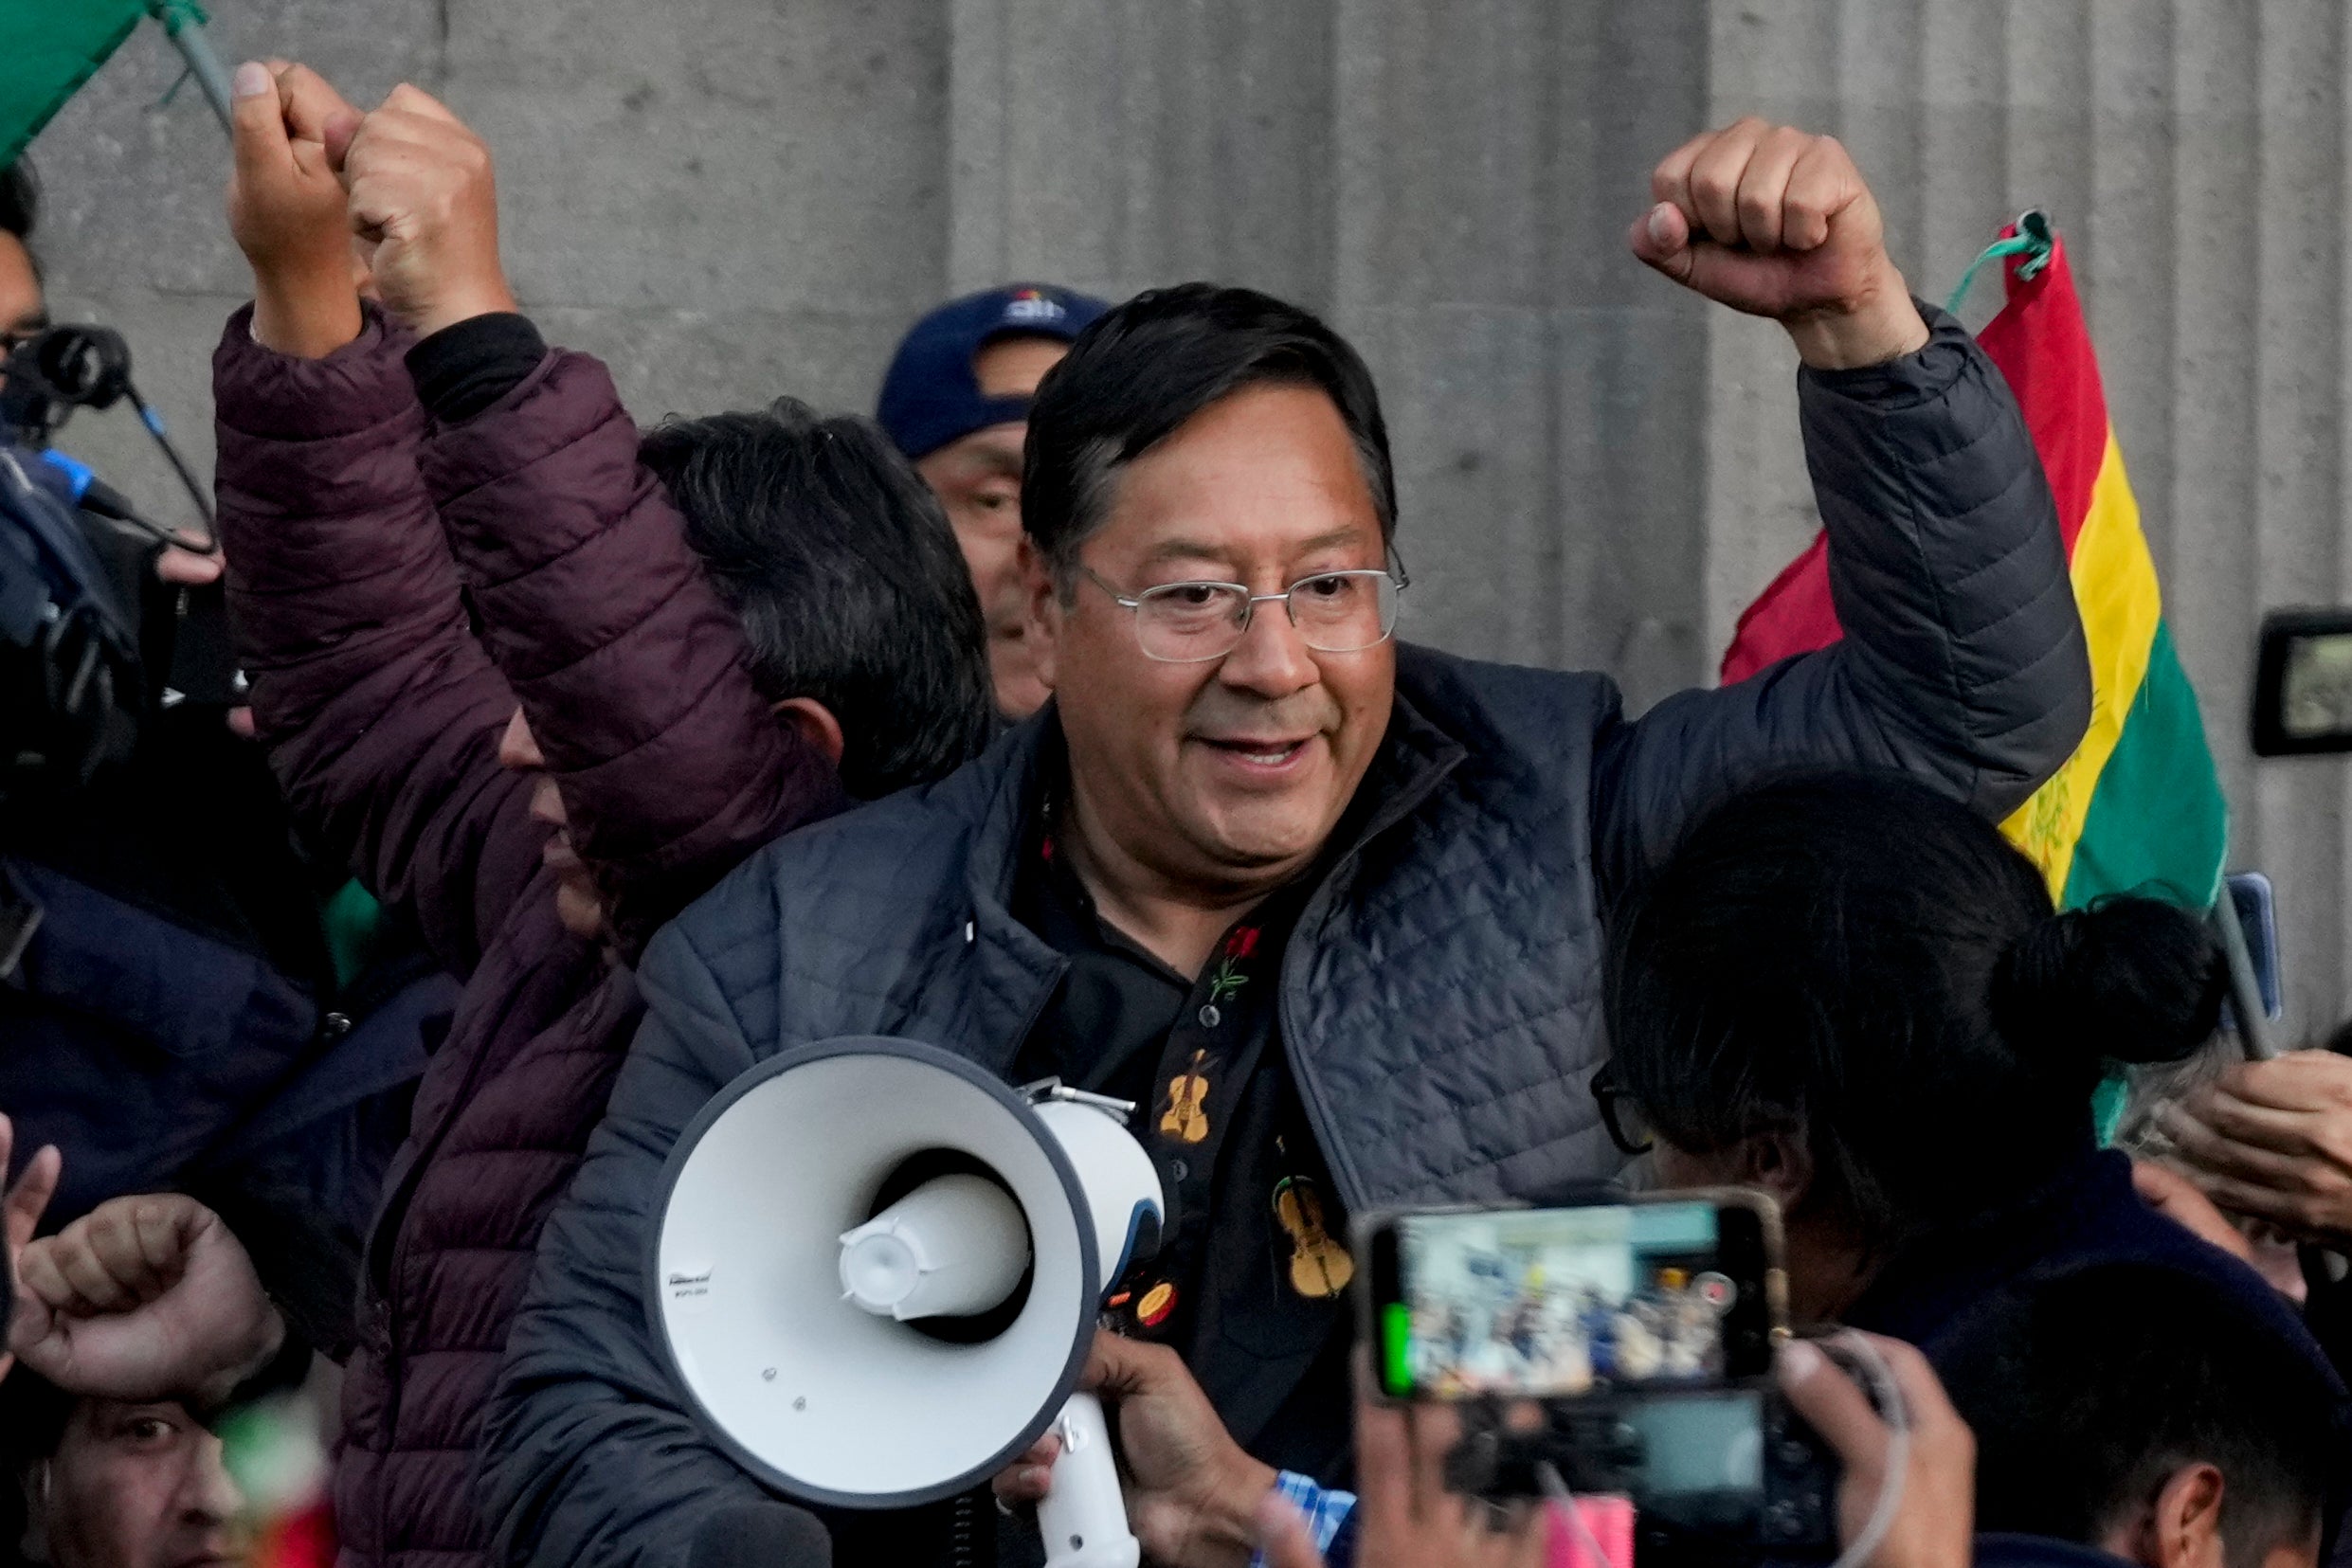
[
  {"xmin": 639, "ymin": 399, "xmax": 994, "ymax": 799},
  {"xmin": 1943, "ymin": 1262, "xmax": 2334, "ymax": 1568},
  {"xmin": 0, "ymin": 157, "xmax": 40, "ymax": 292},
  {"xmin": 0, "ymin": 1367, "xmax": 67, "ymax": 1559},
  {"xmin": 1604, "ymin": 770, "xmax": 2224, "ymax": 1249},
  {"xmin": 1020, "ymin": 282, "xmax": 1395, "ymax": 585},
  {"xmin": 0, "ymin": 158, "xmax": 35, "ymax": 244}
]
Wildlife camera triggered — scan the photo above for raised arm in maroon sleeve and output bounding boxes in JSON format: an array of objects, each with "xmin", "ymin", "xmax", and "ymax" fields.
[
  {"xmin": 416, "ymin": 345, "xmax": 844, "ymax": 956},
  {"xmin": 212, "ymin": 302, "xmax": 538, "ymax": 976}
]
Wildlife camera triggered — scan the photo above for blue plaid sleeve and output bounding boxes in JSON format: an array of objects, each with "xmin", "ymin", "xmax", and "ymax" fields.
[{"xmin": 1251, "ymin": 1470, "xmax": 1356, "ymax": 1568}]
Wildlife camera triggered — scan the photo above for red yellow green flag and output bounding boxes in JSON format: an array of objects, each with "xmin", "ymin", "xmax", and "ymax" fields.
[{"xmin": 1718, "ymin": 222, "xmax": 2228, "ymax": 913}]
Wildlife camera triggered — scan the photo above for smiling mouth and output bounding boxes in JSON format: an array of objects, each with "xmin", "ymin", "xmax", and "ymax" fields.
[{"xmin": 1200, "ymin": 736, "xmax": 1311, "ymax": 766}]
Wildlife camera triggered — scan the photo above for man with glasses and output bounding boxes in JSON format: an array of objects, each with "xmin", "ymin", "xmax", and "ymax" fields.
[{"xmin": 485, "ymin": 119, "xmax": 2091, "ymax": 1568}]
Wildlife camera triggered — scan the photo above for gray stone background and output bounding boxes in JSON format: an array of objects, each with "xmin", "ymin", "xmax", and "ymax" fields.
[{"xmin": 25, "ymin": 0, "xmax": 2352, "ymax": 1035}]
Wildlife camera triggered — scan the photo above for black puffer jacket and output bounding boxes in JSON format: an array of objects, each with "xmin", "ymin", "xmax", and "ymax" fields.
[{"xmin": 480, "ymin": 305, "xmax": 2091, "ymax": 1565}]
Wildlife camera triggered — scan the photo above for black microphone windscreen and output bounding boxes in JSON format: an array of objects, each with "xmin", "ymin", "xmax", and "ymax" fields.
[{"xmin": 685, "ymin": 1502, "xmax": 833, "ymax": 1568}]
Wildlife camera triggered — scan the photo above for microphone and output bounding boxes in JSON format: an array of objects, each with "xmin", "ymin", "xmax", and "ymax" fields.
[{"xmin": 684, "ymin": 1502, "xmax": 833, "ymax": 1568}]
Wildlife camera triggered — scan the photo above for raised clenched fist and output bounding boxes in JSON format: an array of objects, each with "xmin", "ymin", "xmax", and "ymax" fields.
[
  {"xmin": 339, "ymin": 83, "xmax": 517, "ymax": 338},
  {"xmin": 226, "ymin": 60, "xmax": 366, "ymax": 357},
  {"xmin": 1629, "ymin": 117, "xmax": 1929, "ymax": 370}
]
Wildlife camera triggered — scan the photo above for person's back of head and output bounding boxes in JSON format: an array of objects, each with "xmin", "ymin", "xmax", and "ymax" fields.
[
  {"xmin": 639, "ymin": 399, "xmax": 995, "ymax": 800},
  {"xmin": 1942, "ymin": 1262, "xmax": 2332, "ymax": 1568},
  {"xmin": 1605, "ymin": 770, "xmax": 2225, "ymax": 1251}
]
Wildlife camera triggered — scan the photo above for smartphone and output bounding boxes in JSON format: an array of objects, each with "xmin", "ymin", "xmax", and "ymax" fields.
[
  {"xmin": 2226, "ymin": 873, "xmax": 2282, "ymax": 1024},
  {"xmin": 1359, "ymin": 1192, "xmax": 1832, "ymax": 1549},
  {"xmin": 1360, "ymin": 1190, "xmax": 1784, "ymax": 1403}
]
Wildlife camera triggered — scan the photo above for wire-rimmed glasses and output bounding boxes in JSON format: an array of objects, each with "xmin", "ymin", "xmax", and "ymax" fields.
[{"xmin": 1079, "ymin": 562, "xmax": 1408, "ymax": 663}]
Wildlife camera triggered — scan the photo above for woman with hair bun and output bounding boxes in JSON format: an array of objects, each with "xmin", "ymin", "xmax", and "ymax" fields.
[{"xmin": 1600, "ymin": 769, "xmax": 2332, "ymax": 1370}]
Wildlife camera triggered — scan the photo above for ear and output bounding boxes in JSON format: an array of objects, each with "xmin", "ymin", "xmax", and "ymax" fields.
[
  {"xmin": 771, "ymin": 696, "xmax": 845, "ymax": 769},
  {"xmin": 1018, "ymin": 533, "xmax": 1061, "ymax": 692},
  {"xmin": 1731, "ymin": 1129, "xmax": 1815, "ymax": 1214},
  {"xmin": 2110, "ymin": 1463, "xmax": 2227, "ymax": 1568}
]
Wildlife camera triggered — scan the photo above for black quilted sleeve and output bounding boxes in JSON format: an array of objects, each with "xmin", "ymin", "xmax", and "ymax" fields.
[{"xmin": 1591, "ymin": 300, "xmax": 2090, "ymax": 900}]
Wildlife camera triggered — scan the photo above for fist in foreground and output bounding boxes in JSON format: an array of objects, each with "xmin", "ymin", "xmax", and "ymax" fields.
[
  {"xmin": 10, "ymin": 1193, "xmax": 285, "ymax": 1408},
  {"xmin": 1630, "ymin": 117, "xmax": 1929, "ymax": 369},
  {"xmin": 341, "ymin": 83, "xmax": 516, "ymax": 338}
]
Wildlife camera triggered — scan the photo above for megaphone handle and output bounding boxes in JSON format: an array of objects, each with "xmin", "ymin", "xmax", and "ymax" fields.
[{"xmin": 1038, "ymin": 1391, "xmax": 1140, "ymax": 1568}]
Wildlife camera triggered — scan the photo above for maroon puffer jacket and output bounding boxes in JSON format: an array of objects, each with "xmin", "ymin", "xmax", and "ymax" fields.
[{"xmin": 214, "ymin": 304, "xmax": 841, "ymax": 1568}]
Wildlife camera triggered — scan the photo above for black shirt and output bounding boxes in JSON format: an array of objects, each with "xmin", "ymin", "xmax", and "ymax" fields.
[{"xmin": 1007, "ymin": 803, "xmax": 1358, "ymax": 1485}]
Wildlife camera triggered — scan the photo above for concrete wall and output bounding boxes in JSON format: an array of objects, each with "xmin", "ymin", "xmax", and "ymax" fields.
[{"xmin": 27, "ymin": 0, "xmax": 2352, "ymax": 1033}]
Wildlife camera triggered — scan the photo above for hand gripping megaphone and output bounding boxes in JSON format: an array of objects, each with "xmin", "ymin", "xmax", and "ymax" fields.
[{"xmin": 651, "ymin": 1038, "xmax": 1166, "ymax": 1568}]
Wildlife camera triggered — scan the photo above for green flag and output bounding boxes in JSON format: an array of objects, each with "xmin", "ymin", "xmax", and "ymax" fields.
[{"xmin": 2, "ymin": 0, "xmax": 152, "ymax": 167}]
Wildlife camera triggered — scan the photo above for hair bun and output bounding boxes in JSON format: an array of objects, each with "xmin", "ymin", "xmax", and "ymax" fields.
[{"xmin": 1992, "ymin": 896, "xmax": 2226, "ymax": 1067}]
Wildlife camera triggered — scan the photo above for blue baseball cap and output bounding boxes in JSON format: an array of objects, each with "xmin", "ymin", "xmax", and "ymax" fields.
[{"xmin": 877, "ymin": 283, "xmax": 1111, "ymax": 460}]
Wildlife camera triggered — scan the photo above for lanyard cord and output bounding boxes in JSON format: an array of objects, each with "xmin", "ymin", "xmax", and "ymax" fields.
[{"xmin": 1945, "ymin": 208, "xmax": 2057, "ymax": 317}]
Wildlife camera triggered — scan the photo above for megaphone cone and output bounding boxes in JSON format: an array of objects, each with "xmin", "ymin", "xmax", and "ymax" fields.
[{"xmin": 653, "ymin": 1039, "xmax": 1163, "ymax": 1568}]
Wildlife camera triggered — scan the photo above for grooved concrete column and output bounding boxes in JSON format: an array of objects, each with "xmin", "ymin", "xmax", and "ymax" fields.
[
  {"xmin": 943, "ymin": 0, "xmax": 1334, "ymax": 304},
  {"xmin": 942, "ymin": 1, "xmax": 1711, "ymax": 700},
  {"xmin": 29, "ymin": 0, "xmax": 950, "ymax": 490},
  {"xmin": 445, "ymin": 0, "xmax": 950, "ymax": 420},
  {"xmin": 1325, "ymin": 0, "xmax": 1710, "ymax": 697}
]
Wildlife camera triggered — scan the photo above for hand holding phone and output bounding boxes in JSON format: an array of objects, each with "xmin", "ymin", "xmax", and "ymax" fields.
[
  {"xmin": 1360, "ymin": 1192, "xmax": 1830, "ymax": 1554},
  {"xmin": 1328, "ymin": 1397, "xmax": 1554, "ymax": 1568},
  {"xmin": 1775, "ymin": 1335, "xmax": 1973, "ymax": 1568}
]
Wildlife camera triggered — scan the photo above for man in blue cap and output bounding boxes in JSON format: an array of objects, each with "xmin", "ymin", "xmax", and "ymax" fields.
[{"xmin": 878, "ymin": 283, "xmax": 1109, "ymax": 717}]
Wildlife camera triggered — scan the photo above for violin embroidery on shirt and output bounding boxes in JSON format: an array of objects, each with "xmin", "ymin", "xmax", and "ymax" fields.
[
  {"xmin": 1161, "ymin": 1050, "xmax": 1211, "ymax": 1144},
  {"xmin": 1272, "ymin": 1174, "xmax": 1354, "ymax": 1300}
]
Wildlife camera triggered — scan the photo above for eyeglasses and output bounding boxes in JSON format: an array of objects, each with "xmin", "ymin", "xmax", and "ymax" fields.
[
  {"xmin": 1590, "ymin": 1062, "xmax": 1655, "ymax": 1157},
  {"xmin": 1080, "ymin": 562, "xmax": 1408, "ymax": 663}
]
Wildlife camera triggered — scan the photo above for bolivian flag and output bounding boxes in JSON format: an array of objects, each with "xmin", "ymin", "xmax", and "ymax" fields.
[{"xmin": 1719, "ymin": 220, "xmax": 2228, "ymax": 913}]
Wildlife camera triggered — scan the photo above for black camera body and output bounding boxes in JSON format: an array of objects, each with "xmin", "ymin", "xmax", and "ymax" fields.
[
  {"xmin": 1446, "ymin": 1386, "xmax": 1841, "ymax": 1563},
  {"xmin": 0, "ymin": 322, "xmax": 234, "ymax": 800}
]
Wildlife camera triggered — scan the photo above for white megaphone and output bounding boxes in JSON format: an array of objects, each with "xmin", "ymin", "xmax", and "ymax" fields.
[{"xmin": 651, "ymin": 1038, "xmax": 1166, "ymax": 1568}]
